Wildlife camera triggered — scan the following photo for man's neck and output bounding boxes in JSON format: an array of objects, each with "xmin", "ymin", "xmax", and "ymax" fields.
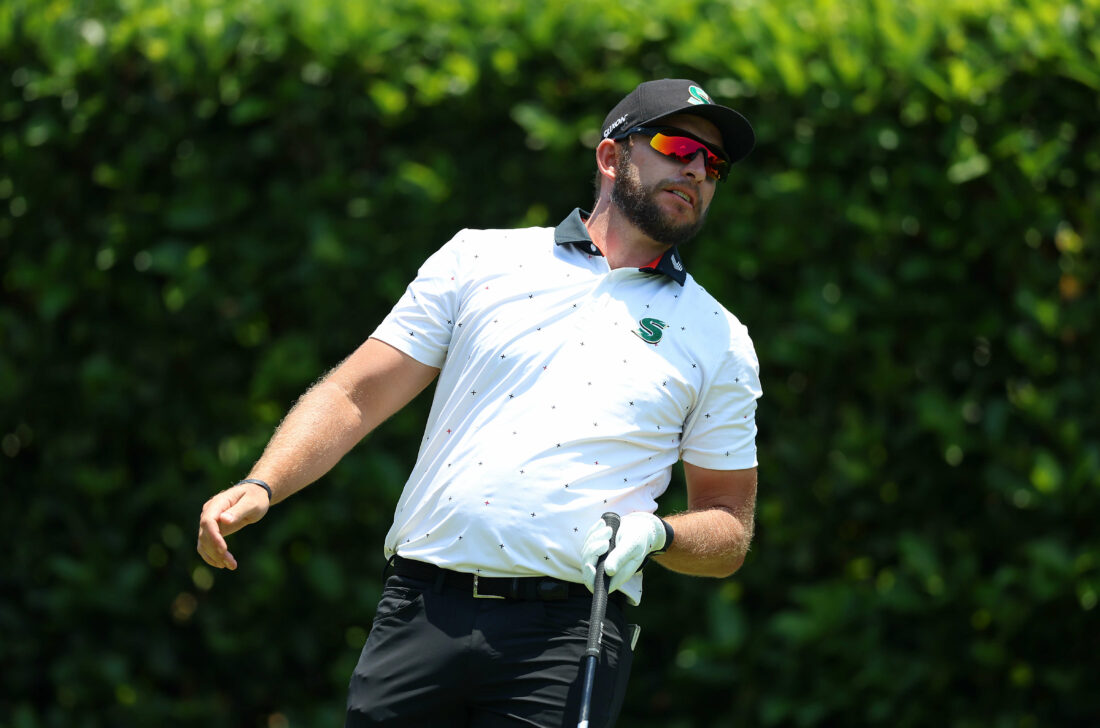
[{"xmin": 584, "ymin": 199, "xmax": 671, "ymax": 271}]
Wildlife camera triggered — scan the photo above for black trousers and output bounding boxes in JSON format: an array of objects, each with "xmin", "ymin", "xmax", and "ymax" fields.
[{"xmin": 345, "ymin": 572, "xmax": 635, "ymax": 727}]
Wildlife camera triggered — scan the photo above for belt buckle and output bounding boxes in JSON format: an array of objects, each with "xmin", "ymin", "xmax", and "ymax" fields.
[
  {"xmin": 538, "ymin": 579, "xmax": 570, "ymax": 601},
  {"xmin": 472, "ymin": 574, "xmax": 504, "ymax": 599}
]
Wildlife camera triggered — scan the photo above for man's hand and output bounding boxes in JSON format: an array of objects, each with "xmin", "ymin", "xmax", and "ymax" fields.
[
  {"xmin": 580, "ymin": 511, "xmax": 668, "ymax": 594},
  {"xmin": 196, "ymin": 484, "xmax": 271, "ymax": 570}
]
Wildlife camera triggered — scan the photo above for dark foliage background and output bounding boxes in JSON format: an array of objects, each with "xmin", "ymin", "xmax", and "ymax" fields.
[{"xmin": 2, "ymin": 1, "xmax": 1097, "ymax": 726}]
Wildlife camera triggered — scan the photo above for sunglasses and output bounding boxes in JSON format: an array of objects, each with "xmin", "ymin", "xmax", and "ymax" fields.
[{"xmin": 623, "ymin": 126, "xmax": 731, "ymax": 181}]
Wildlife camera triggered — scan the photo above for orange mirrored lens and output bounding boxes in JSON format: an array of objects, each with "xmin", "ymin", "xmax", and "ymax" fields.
[{"xmin": 649, "ymin": 133, "xmax": 730, "ymax": 180}]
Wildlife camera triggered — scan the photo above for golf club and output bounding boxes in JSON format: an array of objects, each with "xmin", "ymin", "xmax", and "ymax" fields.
[{"xmin": 577, "ymin": 511, "xmax": 620, "ymax": 728}]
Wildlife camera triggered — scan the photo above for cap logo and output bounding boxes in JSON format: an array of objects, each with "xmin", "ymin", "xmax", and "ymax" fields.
[
  {"xmin": 603, "ymin": 115, "xmax": 628, "ymax": 138},
  {"xmin": 687, "ymin": 85, "xmax": 713, "ymax": 105}
]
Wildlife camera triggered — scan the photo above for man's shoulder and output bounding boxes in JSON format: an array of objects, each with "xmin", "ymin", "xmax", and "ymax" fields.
[
  {"xmin": 679, "ymin": 274, "xmax": 735, "ymax": 320},
  {"xmin": 679, "ymin": 274, "xmax": 755, "ymax": 349},
  {"xmin": 452, "ymin": 224, "xmax": 554, "ymax": 244},
  {"xmin": 443, "ymin": 224, "xmax": 555, "ymax": 261}
]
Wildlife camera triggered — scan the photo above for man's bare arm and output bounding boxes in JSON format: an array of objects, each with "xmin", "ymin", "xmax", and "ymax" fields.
[
  {"xmin": 653, "ymin": 463, "xmax": 757, "ymax": 578},
  {"xmin": 196, "ymin": 338, "xmax": 439, "ymax": 570}
]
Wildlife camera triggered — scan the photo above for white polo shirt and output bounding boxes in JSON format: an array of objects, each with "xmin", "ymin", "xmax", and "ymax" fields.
[{"xmin": 370, "ymin": 208, "xmax": 761, "ymax": 604}]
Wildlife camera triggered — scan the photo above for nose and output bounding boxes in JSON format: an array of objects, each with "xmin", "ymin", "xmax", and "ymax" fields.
[{"xmin": 681, "ymin": 150, "xmax": 708, "ymax": 181}]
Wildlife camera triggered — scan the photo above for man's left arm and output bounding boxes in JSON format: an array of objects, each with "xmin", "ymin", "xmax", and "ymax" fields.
[
  {"xmin": 585, "ymin": 464, "xmax": 756, "ymax": 592},
  {"xmin": 583, "ymin": 323, "xmax": 761, "ymax": 591},
  {"xmin": 653, "ymin": 463, "xmax": 757, "ymax": 578},
  {"xmin": 654, "ymin": 318, "xmax": 760, "ymax": 578}
]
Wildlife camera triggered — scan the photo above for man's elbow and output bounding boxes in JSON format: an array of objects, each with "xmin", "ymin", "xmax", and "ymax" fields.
[
  {"xmin": 689, "ymin": 550, "xmax": 745, "ymax": 579},
  {"xmin": 714, "ymin": 553, "xmax": 746, "ymax": 578}
]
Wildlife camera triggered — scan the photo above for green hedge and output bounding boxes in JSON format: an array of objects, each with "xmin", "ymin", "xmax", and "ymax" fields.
[{"xmin": 2, "ymin": 0, "xmax": 1097, "ymax": 726}]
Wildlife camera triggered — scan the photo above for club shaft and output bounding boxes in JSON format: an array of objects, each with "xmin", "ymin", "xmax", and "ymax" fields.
[{"xmin": 576, "ymin": 512, "xmax": 620, "ymax": 728}]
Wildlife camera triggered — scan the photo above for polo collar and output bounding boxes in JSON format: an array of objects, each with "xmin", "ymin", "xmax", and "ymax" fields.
[{"xmin": 553, "ymin": 208, "xmax": 687, "ymax": 286}]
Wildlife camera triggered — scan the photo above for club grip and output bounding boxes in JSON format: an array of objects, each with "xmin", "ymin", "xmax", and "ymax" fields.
[
  {"xmin": 585, "ymin": 512, "xmax": 620, "ymax": 658},
  {"xmin": 601, "ymin": 511, "xmax": 620, "ymax": 552}
]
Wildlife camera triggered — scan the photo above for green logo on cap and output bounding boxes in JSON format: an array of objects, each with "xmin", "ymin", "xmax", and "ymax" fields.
[{"xmin": 687, "ymin": 86, "xmax": 713, "ymax": 105}]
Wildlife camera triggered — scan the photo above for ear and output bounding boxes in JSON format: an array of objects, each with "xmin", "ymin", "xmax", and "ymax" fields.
[{"xmin": 595, "ymin": 138, "xmax": 619, "ymax": 183}]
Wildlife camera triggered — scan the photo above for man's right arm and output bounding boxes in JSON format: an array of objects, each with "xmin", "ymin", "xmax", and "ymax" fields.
[{"xmin": 196, "ymin": 337, "xmax": 440, "ymax": 570}]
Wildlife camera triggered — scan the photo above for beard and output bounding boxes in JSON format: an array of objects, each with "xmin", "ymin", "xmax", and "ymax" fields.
[{"xmin": 610, "ymin": 148, "xmax": 708, "ymax": 247}]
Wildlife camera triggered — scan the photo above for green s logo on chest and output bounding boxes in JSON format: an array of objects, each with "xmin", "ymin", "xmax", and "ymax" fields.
[{"xmin": 632, "ymin": 317, "xmax": 668, "ymax": 344}]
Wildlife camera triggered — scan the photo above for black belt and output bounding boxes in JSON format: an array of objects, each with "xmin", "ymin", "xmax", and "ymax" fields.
[{"xmin": 390, "ymin": 555, "xmax": 612, "ymax": 603}]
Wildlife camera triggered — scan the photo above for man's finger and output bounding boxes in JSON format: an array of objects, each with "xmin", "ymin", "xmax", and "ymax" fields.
[
  {"xmin": 580, "ymin": 523, "xmax": 612, "ymax": 564},
  {"xmin": 580, "ymin": 520, "xmax": 615, "ymax": 589},
  {"xmin": 195, "ymin": 537, "xmax": 220, "ymax": 568},
  {"xmin": 196, "ymin": 488, "xmax": 253, "ymax": 568},
  {"xmin": 604, "ymin": 544, "xmax": 634, "ymax": 576},
  {"xmin": 196, "ymin": 539, "xmax": 236, "ymax": 570},
  {"xmin": 217, "ymin": 499, "xmax": 265, "ymax": 537},
  {"xmin": 608, "ymin": 568, "xmax": 634, "ymax": 595},
  {"xmin": 603, "ymin": 542, "xmax": 646, "ymax": 592},
  {"xmin": 196, "ymin": 521, "xmax": 236, "ymax": 570},
  {"xmin": 584, "ymin": 522, "xmax": 612, "ymax": 551},
  {"xmin": 217, "ymin": 510, "xmax": 243, "ymax": 537},
  {"xmin": 198, "ymin": 508, "xmax": 229, "ymax": 549}
]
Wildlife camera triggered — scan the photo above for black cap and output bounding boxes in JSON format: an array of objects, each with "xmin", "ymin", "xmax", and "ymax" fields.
[{"xmin": 600, "ymin": 79, "xmax": 755, "ymax": 164}]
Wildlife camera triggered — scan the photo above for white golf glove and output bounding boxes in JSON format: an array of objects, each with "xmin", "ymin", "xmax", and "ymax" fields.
[{"xmin": 581, "ymin": 512, "xmax": 671, "ymax": 594}]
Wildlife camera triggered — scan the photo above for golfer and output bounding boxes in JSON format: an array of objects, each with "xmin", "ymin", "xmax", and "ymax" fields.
[{"xmin": 197, "ymin": 79, "xmax": 762, "ymax": 727}]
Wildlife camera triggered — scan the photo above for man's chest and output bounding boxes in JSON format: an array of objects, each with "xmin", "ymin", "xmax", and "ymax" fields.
[{"xmin": 444, "ymin": 267, "xmax": 715, "ymax": 426}]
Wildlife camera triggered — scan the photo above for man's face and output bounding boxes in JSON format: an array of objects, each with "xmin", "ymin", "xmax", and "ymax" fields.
[{"xmin": 610, "ymin": 114, "xmax": 723, "ymax": 247}]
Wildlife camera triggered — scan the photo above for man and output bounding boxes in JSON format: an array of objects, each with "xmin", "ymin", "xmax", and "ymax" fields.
[{"xmin": 197, "ymin": 79, "xmax": 762, "ymax": 727}]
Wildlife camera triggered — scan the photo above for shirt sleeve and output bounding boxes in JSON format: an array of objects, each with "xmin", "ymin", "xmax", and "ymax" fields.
[
  {"xmin": 369, "ymin": 233, "xmax": 464, "ymax": 368},
  {"xmin": 679, "ymin": 323, "xmax": 762, "ymax": 470}
]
